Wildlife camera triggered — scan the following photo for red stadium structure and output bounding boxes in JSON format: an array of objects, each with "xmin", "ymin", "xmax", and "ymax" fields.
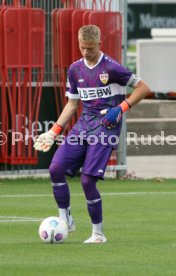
[{"xmin": 0, "ymin": 0, "xmax": 45, "ymax": 164}]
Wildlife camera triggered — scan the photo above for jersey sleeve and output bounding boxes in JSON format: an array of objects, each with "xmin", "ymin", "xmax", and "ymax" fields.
[
  {"xmin": 65, "ymin": 65, "xmax": 80, "ymax": 99},
  {"xmin": 113, "ymin": 62, "xmax": 140, "ymax": 88},
  {"xmin": 126, "ymin": 73, "xmax": 141, "ymax": 88}
]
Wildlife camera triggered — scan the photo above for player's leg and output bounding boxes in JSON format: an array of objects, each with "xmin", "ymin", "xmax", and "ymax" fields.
[
  {"xmin": 81, "ymin": 143, "xmax": 113, "ymax": 243},
  {"xmin": 49, "ymin": 137, "xmax": 86, "ymax": 232},
  {"xmin": 49, "ymin": 161, "xmax": 75, "ymax": 231},
  {"xmin": 81, "ymin": 174, "xmax": 107, "ymax": 243}
]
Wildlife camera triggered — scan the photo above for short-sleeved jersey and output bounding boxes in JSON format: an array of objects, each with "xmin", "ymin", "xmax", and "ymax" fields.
[{"xmin": 66, "ymin": 52, "xmax": 140, "ymax": 148}]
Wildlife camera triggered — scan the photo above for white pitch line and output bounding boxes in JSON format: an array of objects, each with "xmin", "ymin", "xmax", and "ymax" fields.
[
  {"xmin": 0, "ymin": 219, "xmax": 41, "ymax": 223},
  {"xmin": 101, "ymin": 191, "xmax": 176, "ymax": 196},
  {"xmin": 0, "ymin": 194, "xmax": 52, "ymax": 198},
  {"xmin": 0, "ymin": 216, "xmax": 42, "ymax": 219},
  {"xmin": 1, "ymin": 191, "xmax": 176, "ymax": 198},
  {"xmin": 0, "ymin": 216, "xmax": 43, "ymax": 223}
]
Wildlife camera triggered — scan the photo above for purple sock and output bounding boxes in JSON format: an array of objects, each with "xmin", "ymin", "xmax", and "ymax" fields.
[
  {"xmin": 52, "ymin": 184, "xmax": 70, "ymax": 209},
  {"xmin": 81, "ymin": 174, "xmax": 102, "ymax": 224},
  {"xmin": 49, "ymin": 162, "xmax": 70, "ymax": 209}
]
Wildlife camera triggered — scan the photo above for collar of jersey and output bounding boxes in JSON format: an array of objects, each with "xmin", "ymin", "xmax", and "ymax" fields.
[{"xmin": 84, "ymin": 52, "xmax": 104, "ymax": 69}]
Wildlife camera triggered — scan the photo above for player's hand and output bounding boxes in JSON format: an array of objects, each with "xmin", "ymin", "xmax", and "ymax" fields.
[
  {"xmin": 34, "ymin": 123, "xmax": 63, "ymax": 152},
  {"xmin": 100, "ymin": 100, "xmax": 131, "ymax": 129},
  {"xmin": 100, "ymin": 106, "xmax": 122, "ymax": 129},
  {"xmin": 34, "ymin": 130, "xmax": 56, "ymax": 152}
]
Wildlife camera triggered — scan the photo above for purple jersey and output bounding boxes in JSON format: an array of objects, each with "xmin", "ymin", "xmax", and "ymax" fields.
[{"xmin": 66, "ymin": 52, "xmax": 140, "ymax": 148}]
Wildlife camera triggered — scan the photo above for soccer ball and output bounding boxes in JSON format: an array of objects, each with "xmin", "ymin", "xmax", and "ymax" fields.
[{"xmin": 39, "ymin": 216, "xmax": 68, "ymax": 243}]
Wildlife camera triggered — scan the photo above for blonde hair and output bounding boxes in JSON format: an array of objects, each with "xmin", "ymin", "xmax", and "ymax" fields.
[{"xmin": 78, "ymin": 25, "xmax": 101, "ymax": 42}]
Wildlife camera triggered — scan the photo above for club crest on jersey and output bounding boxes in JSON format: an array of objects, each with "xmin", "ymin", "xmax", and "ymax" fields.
[{"xmin": 99, "ymin": 73, "xmax": 109, "ymax": 84}]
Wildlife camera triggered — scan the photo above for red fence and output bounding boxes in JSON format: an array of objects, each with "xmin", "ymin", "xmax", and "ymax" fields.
[{"xmin": 0, "ymin": 0, "xmax": 45, "ymax": 164}]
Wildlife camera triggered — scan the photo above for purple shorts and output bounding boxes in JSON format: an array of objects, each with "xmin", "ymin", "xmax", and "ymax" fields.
[{"xmin": 51, "ymin": 137, "xmax": 113, "ymax": 179}]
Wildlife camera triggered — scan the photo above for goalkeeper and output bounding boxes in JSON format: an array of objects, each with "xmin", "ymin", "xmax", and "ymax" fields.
[{"xmin": 34, "ymin": 25, "xmax": 151, "ymax": 243}]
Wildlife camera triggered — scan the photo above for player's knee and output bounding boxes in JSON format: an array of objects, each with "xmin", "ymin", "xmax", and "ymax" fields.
[
  {"xmin": 81, "ymin": 174, "xmax": 97, "ymax": 191},
  {"xmin": 81, "ymin": 174, "xmax": 100, "ymax": 200},
  {"xmin": 49, "ymin": 162, "xmax": 64, "ymax": 182},
  {"xmin": 81, "ymin": 174, "xmax": 90, "ymax": 189}
]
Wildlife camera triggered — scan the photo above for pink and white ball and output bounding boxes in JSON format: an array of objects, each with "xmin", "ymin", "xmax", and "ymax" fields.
[{"xmin": 39, "ymin": 216, "xmax": 68, "ymax": 243}]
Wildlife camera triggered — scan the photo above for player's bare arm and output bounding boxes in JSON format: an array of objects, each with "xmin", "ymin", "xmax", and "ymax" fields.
[
  {"xmin": 56, "ymin": 98, "xmax": 79, "ymax": 128},
  {"xmin": 125, "ymin": 79, "xmax": 151, "ymax": 107},
  {"xmin": 34, "ymin": 98, "xmax": 79, "ymax": 152}
]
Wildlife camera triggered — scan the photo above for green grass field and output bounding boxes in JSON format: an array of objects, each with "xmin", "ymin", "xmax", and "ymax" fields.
[{"xmin": 0, "ymin": 177, "xmax": 176, "ymax": 276}]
